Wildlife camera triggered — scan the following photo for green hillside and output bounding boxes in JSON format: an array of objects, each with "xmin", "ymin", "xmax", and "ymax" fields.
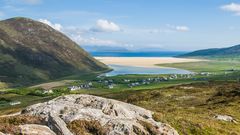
[
  {"xmin": 179, "ymin": 44, "xmax": 240, "ymax": 58},
  {"xmin": 0, "ymin": 17, "xmax": 109, "ymax": 87}
]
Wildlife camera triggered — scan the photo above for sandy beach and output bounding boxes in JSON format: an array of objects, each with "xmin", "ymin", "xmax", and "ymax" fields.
[{"xmin": 95, "ymin": 57, "xmax": 204, "ymax": 68}]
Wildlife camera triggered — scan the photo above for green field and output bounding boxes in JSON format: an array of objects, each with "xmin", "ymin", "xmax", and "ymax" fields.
[
  {"xmin": 157, "ymin": 60, "xmax": 240, "ymax": 73},
  {"xmin": 0, "ymin": 94, "xmax": 52, "ymax": 115},
  {"xmin": 0, "ymin": 59, "xmax": 240, "ymax": 134},
  {"xmin": 0, "ymin": 73, "xmax": 205, "ymax": 115}
]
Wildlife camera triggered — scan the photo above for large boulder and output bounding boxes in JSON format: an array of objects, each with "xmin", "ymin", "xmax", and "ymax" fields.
[
  {"xmin": 48, "ymin": 113, "xmax": 73, "ymax": 135},
  {"xmin": 22, "ymin": 94, "xmax": 178, "ymax": 135},
  {"xmin": 19, "ymin": 124, "xmax": 56, "ymax": 135}
]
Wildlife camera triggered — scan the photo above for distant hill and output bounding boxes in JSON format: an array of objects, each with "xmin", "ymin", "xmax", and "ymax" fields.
[
  {"xmin": 0, "ymin": 17, "xmax": 109, "ymax": 86},
  {"xmin": 179, "ymin": 44, "xmax": 240, "ymax": 58},
  {"xmin": 82, "ymin": 45, "xmax": 129, "ymax": 52}
]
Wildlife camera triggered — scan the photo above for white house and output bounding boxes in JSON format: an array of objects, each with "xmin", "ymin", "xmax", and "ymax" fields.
[
  {"xmin": 69, "ymin": 86, "xmax": 81, "ymax": 91},
  {"xmin": 108, "ymin": 84, "xmax": 114, "ymax": 89},
  {"xmin": 9, "ymin": 101, "xmax": 21, "ymax": 106},
  {"xmin": 43, "ymin": 89, "xmax": 53, "ymax": 94}
]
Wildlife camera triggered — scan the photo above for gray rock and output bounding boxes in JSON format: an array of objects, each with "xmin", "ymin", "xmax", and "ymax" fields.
[
  {"xmin": 19, "ymin": 124, "xmax": 56, "ymax": 135},
  {"xmin": 48, "ymin": 113, "xmax": 73, "ymax": 135},
  {"xmin": 214, "ymin": 115, "xmax": 236, "ymax": 123},
  {"xmin": 22, "ymin": 94, "xmax": 179, "ymax": 135}
]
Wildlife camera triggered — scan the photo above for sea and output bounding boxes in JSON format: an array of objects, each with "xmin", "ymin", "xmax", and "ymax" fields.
[
  {"xmin": 90, "ymin": 51, "xmax": 191, "ymax": 76},
  {"xmin": 90, "ymin": 51, "xmax": 186, "ymax": 57}
]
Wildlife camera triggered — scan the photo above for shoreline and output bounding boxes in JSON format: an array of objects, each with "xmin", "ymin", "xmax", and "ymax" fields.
[{"xmin": 95, "ymin": 57, "xmax": 205, "ymax": 68}]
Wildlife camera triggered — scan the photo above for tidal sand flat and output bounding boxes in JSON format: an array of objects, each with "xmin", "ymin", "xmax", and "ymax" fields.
[
  {"xmin": 95, "ymin": 57, "xmax": 205, "ymax": 68},
  {"xmin": 105, "ymin": 65, "xmax": 192, "ymax": 76}
]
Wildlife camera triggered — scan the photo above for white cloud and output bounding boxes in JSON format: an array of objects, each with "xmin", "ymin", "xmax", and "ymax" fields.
[
  {"xmin": 148, "ymin": 29, "xmax": 160, "ymax": 34},
  {"xmin": 167, "ymin": 24, "xmax": 190, "ymax": 32},
  {"xmin": 22, "ymin": 0, "xmax": 42, "ymax": 5},
  {"xmin": 38, "ymin": 19, "xmax": 121, "ymax": 46},
  {"xmin": 4, "ymin": 0, "xmax": 42, "ymax": 5},
  {"xmin": 147, "ymin": 28, "xmax": 175, "ymax": 34},
  {"xmin": 72, "ymin": 36, "xmax": 118, "ymax": 46},
  {"xmin": 38, "ymin": 19, "xmax": 62, "ymax": 31},
  {"xmin": 2, "ymin": 5, "xmax": 24, "ymax": 12},
  {"xmin": 64, "ymin": 27, "xmax": 125, "ymax": 46},
  {"xmin": 175, "ymin": 26, "xmax": 190, "ymax": 32},
  {"xmin": 221, "ymin": 3, "xmax": 240, "ymax": 16},
  {"xmin": 91, "ymin": 19, "xmax": 121, "ymax": 32}
]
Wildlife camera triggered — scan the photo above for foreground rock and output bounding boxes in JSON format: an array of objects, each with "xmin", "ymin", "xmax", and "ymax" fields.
[
  {"xmin": 22, "ymin": 94, "xmax": 179, "ymax": 135},
  {"xmin": 48, "ymin": 113, "xmax": 73, "ymax": 135},
  {"xmin": 214, "ymin": 115, "xmax": 237, "ymax": 123},
  {"xmin": 19, "ymin": 124, "xmax": 56, "ymax": 135}
]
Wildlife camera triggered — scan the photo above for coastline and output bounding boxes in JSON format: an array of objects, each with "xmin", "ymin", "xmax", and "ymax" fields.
[{"xmin": 95, "ymin": 57, "xmax": 205, "ymax": 68}]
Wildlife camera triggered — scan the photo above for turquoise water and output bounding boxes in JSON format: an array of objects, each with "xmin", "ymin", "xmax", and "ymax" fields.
[
  {"xmin": 91, "ymin": 51, "xmax": 186, "ymax": 57},
  {"xmin": 105, "ymin": 65, "xmax": 192, "ymax": 76}
]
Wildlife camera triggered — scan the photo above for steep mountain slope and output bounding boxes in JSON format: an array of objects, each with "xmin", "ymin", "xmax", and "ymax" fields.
[
  {"xmin": 179, "ymin": 44, "xmax": 240, "ymax": 58},
  {"xmin": 0, "ymin": 17, "xmax": 109, "ymax": 86}
]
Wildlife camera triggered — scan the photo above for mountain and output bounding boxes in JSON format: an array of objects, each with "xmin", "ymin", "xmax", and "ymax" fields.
[
  {"xmin": 0, "ymin": 17, "xmax": 109, "ymax": 86},
  {"xmin": 82, "ymin": 45, "xmax": 129, "ymax": 52},
  {"xmin": 179, "ymin": 44, "xmax": 240, "ymax": 58}
]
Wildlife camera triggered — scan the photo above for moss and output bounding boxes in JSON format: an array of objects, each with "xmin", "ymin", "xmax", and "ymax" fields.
[
  {"xmin": 67, "ymin": 120, "xmax": 107, "ymax": 135},
  {"xmin": 0, "ymin": 115, "xmax": 46, "ymax": 134},
  {"xmin": 138, "ymin": 120, "xmax": 159, "ymax": 135},
  {"xmin": 0, "ymin": 82, "xmax": 8, "ymax": 89}
]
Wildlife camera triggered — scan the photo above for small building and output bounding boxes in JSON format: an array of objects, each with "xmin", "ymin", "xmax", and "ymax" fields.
[
  {"xmin": 135, "ymin": 82, "xmax": 140, "ymax": 85},
  {"xmin": 128, "ymin": 84, "xmax": 133, "ymax": 88},
  {"xmin": 128, "ymin": 82, "xmax": 141, "ymax": 87},
  {"xmin": 104, "ymin": 80, "xmax": 109, "ymax": 84},
  {"xmin": 69, "ymin": 86, "xmax": 81, "ymax": 91},
  {"xmin": 108, "ymin": 84, "xmax": 114, "ymax": 89},
  {"xmin": 43, "ymin": 89, "xmax": 53, "ymax": 94},
  {"xmin": 123, "ymin": 79, "xmax": 130, "ymax": 82},
  {"xmin": 9, "ymin": 101, "xmax": 21, "ymax": 106},
  {"xmin": 97, "ymin": 74, "xmax": 106, "ymax": 78},
  {"xmin": 162, "ymin": 77, "xmax": 168, "ymax": 81},
  {"xmin": 88, "ymin": 82, "xmax": 93, "ymax": 86}
]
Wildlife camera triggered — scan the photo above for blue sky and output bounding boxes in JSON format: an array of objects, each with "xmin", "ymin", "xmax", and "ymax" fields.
[{"xmin": 0, "ymin": 0, "xmax": 240, "ymax": 51}]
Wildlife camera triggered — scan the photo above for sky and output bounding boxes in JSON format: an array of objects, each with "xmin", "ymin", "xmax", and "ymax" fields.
[{"xmin": 0, "ymin": 0, "xmax": 240, "ymax": 51}]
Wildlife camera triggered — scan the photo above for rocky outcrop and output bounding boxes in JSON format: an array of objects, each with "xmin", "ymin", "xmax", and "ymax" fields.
[
  {"xmin": 19, "ymin": 124, "xmax": 56, "ymax": 135},
  {"xmin": 22, "ymin": 94, "xmax": 178, "ymax": 135},
  {"xmin": 48, "ymin": 113, "xmax": 73, "ymax": 135}
]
